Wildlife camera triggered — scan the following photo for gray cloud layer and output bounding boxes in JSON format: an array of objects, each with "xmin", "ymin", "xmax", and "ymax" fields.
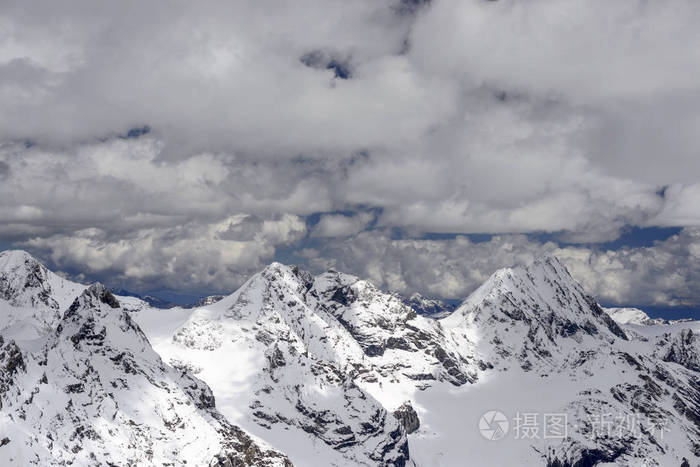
[{"xmin": 1, "ymin": 0, "xmax": 698, "ymax": 302}]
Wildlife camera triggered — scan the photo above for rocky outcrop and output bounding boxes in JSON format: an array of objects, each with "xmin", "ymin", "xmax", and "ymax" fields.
[
  {"xmin": 393, "ymin": 402, "xmax": 420, "ymax": 434},
  {"xmin": 659, "ymin": 329, "xmax": 699, "ymax": 372}
]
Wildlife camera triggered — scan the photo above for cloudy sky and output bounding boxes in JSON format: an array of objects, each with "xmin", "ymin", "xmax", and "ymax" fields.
[{"xmin": 1, "ymin": 0, "xmax": 699, "ymax": 310}]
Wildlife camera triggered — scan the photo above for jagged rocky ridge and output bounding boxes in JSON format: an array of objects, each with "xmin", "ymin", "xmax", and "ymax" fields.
[
  {"xmin": 162, "ymin": 264, "xmax": 421, "ymax": 465},
  {"xmin": 0, "ymin": 279, "xmax": 289, "ymax": 466},
  {"xmin": 0, "ymin": 251, "xmax": 85, "ymax": 339},
  {"xmin": 1, "ymin": 250, "xmax": 699, "ymax": 466}
]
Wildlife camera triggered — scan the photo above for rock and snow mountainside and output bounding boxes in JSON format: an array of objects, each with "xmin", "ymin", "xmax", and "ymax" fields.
[
  {"xmin": 145, "ymin": 264, "xmax": 468, "ymax": 465},
  {"xmin": 144, "ymin": 258, "xmax": 699, "ymax": 466},
  {"xmin": 187, "ymin": 294, "xmax": 226, "ymax": 308},
  {"xmin": 0, "ymin": 250, "xmax": 84, "ymax": 311},
  {"xmin": 442, "ymin": 256, "xmax": 629, "ymax": 372},
  {"xmin": 0, "ymin": 251, "xmax": 85, "ymax": 341},
  {"xmin": 435, "ymin": 257, "xmax": 700, "ymax": 466},
  {"xmin": 0, "ymin": 255, "xmax": 289, "ymax": 466},
  {"xmin": 1, "ymin": 250, "xmax": 699, "ymax": 466}
]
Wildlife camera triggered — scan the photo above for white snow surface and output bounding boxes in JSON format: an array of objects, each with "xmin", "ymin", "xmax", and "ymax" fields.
[{"xmin": 605, "ymin": 307, "xmax": 657, "ymax": 325}]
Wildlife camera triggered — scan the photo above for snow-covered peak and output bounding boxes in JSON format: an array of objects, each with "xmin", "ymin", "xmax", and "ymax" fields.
[
  {"xmin": 164, "ymin": 262, "xmax": 411, "ymax": 465},
  {"xmin": 54, "ymin": 283, "xmax": 152, "ymax": 357},
  {"xmin": 0, "ymin": 250, "xmax": 37, "ymax": 270},
  {"xmin": 446, "ymin": 254, "xmax": 620, "ymax": 328},
  {"xmin": 605, "ymin": 307, "xmax": 655, "ymax": 325},
  {"xmin": 66, "ymin": 283, "xmax": 120, "ymax": 312},
  {"xmin": 442, "ymin": 255, "xmax": 626, "ymax": 371},
  {"xmin": 0, "ymin": 250, "xmax": 86, "ymax": 341},
  {"xmin": 0, "ymin": 249, "xmax": 85, "ymax": 311}
]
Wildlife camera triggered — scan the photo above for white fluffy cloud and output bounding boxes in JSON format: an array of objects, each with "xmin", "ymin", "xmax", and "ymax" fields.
[
  {"xmin": 556, "ymin": 228, "xmax": 700, "ymax": 306},
  {"xmin": 306, "ymin": 228, "xmax": 700, "ymax": 306},
  {"xmin": 23, "ymin": 215, "xmax": 306, "ymax": 292},
  {"xmin": 1, "ymin": 0, "xmax": 699, "ymax": 302},
  {"xmin": 311, "ymin": 212, "xmax": 375, "ymax": 238}
]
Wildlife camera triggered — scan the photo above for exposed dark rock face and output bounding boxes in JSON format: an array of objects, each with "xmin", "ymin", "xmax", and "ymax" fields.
[
  {"xmin": 661, "ymin": 329, "xmax": 699, "ymax": 372},
  {"xmin": 0, "ymin": 336, "xmax": 26, "ymax": 409},
  {"xmin": 393, "ymin": 402, "xmax": 420, "ymax": 434}
]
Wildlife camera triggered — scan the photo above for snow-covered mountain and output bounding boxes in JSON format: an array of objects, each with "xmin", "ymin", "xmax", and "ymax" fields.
[
  {"xmin": 0, "ymin": 253, "xmax": 288, "ymax": 466},
  {"xmin": 433, "ymin": 256, "xmax": 700, "ymax": 466},
  {"xmin": 442, "ymin": 256, "xmax": 629, "ymax": 372},
  {"xmin": 1, "ymin": 250, "xmax": 698, "ymax": 466}
]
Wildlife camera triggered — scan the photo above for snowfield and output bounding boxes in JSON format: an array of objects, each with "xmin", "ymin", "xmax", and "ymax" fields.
[{"xmin": 1, "ymin": 250, "xmax": 698, "ymax": 466}]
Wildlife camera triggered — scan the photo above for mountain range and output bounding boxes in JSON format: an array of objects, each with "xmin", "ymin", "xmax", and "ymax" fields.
[{"xmin": 0, "ymin": 249, "xmax": 698, "ymax": 466}]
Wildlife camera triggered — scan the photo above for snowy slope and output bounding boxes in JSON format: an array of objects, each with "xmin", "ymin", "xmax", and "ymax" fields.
[{"xmin": 0, "ymin": 280, "xmax": 290, "ymax": 466}]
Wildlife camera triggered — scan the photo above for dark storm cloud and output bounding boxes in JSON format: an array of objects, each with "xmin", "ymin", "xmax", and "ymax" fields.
[{"xmin": 1, "ymin": 0, "xmax": 699, "ymax": 303}]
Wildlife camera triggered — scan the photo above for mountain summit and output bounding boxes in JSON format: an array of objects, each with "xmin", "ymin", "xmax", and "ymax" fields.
[
  {"xmin": 0, "ymin": 250, "xmax": 83, "ymax": 312},
  {"xmin": 443, "ymin": 255, "xmax": 627, "ymax": 371}
]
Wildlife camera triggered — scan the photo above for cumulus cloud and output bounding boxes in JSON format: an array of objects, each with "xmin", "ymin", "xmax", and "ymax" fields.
[
  {"xmin": 311, "ymin": 212, "xmax": 375, "ymax": 238},
  {"xmin": 556, "ymin": 228, "xmax": 700, "ymax": 307},
  {"xmin": 23, "ymin": 215, "xmax": 306, "ymax": 292},
  {"xmin": 1, "ymin": 0, "xmax": 699, "ymax": 303},
  {"xmin": 304, "ymin": 228, "xmax": 700, "ymax": 306},
  {"xmin": 304, "ymin": 231, "xmax": 556, "ymax": 298}
]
